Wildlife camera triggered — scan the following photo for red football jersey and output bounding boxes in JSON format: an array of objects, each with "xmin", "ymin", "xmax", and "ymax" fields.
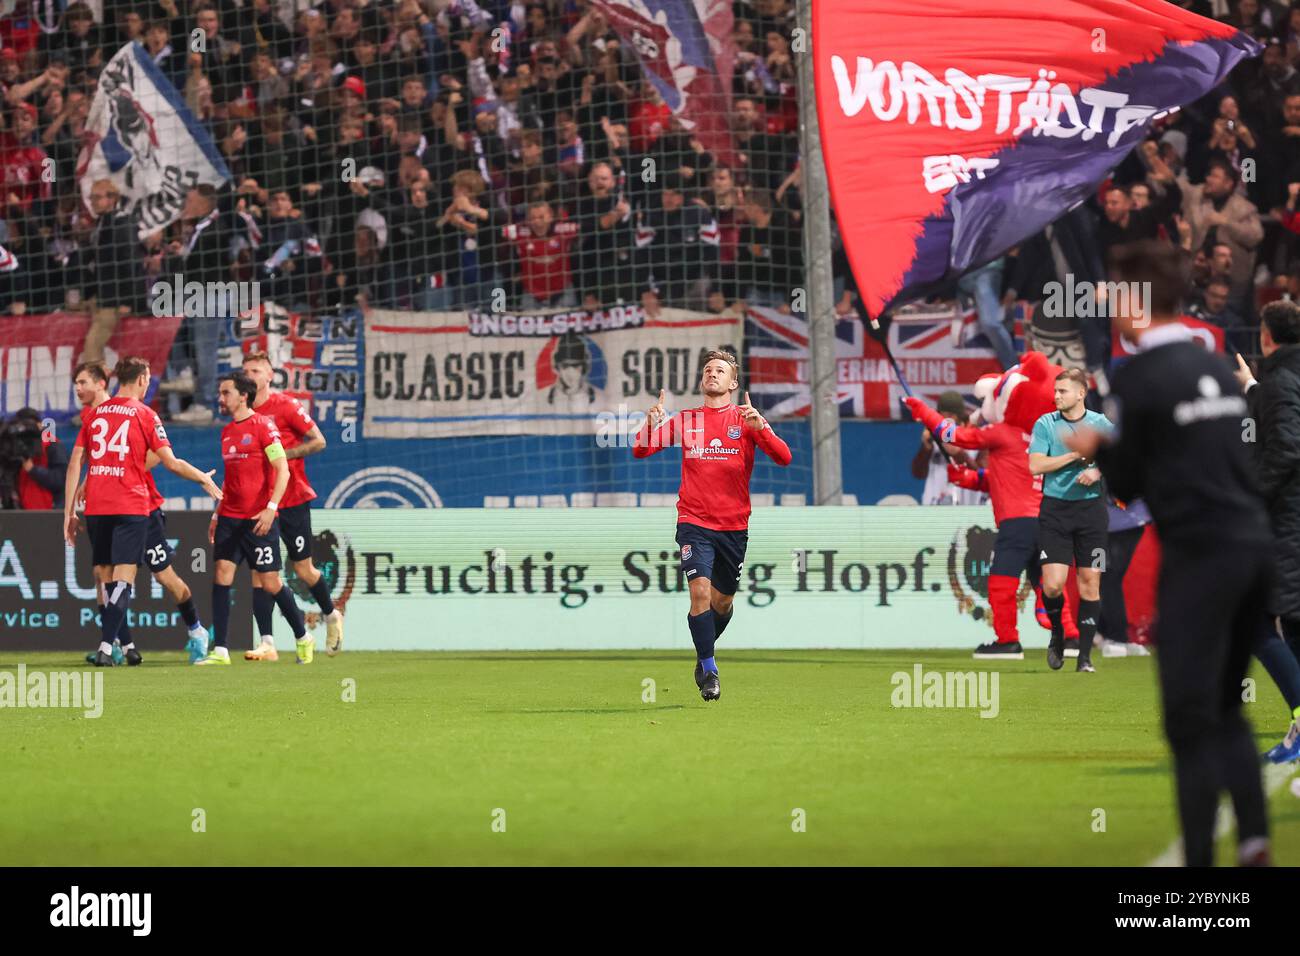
[
  {"xmin": 217, "ymin": 413, "xmax": 284, "ymax": 519},
  {"xmin": 973, "ymin": 422, "xmax": 1043, "ymax": 524},
  {"xmin": 633, "ymin": 403, "xmax": 792, "ymax": 531},
  {"xmin": 251, "ymin": 391, "xmax": 317, "ymax": 507},
  {"xmin": 82, "ymin": 404, "xmax": 164, "ymax": 511},
  {"xmin": 506, "ymin": 221, "xmax": 579, "ymax": 301},
  {"xmin": 905, "ymin": 400, "xmax": 1042, "ymax": 523},
  {"xmin": 145, "ymin": 472, "xmax": 165, "ymax": 512},
  {"xmin": 75, "ymin": 398, "xmax": 171, "ymax": 516},
  {"xmin": 0, "ymin": 140, "xmax": 52, "ymax": 213}
]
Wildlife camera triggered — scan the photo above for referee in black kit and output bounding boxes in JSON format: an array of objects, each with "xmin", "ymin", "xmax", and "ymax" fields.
[{"xmin": 1066, "ymin": 240, "xmax": 1271, "ymax": 867}]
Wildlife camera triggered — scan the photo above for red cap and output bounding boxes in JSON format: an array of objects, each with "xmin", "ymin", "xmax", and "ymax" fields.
[
  {"xmin": 342, "ymin": 75, "xmax": 366, "ymax": 98},
  {"xmin": 0, "ymin": 50, "xmax": 17, "ymax": 61}
]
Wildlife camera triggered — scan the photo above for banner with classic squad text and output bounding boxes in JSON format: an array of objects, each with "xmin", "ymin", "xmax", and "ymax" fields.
[
  {"xmin": 0, "ymin": 313, "xmax": 181, "ymax": 420},
  {"xmin": 363, "ymin": 307, "xmax": 742, "ymax": 438}
]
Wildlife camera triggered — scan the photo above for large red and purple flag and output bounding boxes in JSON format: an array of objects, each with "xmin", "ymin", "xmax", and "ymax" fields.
[
  {"xmin": 591, "ymin": 0, "xmax": 737, "ymax": 167},
  {"xmin": 814, "ymin": 0, "xmax": 1261, "ymax": 319}
]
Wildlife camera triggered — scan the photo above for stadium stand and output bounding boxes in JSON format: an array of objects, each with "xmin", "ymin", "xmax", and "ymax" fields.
[{"xmin": 0, "ymin": 0, "xmax": 1298, "ymax": 510}]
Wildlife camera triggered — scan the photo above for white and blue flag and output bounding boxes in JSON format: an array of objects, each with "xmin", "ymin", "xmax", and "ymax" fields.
[{"xmin": 77, "ymin": 42, "xmax": 231, "ymax": 240}]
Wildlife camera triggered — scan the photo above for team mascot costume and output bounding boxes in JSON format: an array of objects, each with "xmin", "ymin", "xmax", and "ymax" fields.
[{"xmin": 904, "ymin": 352, "xmax": 1076, "ymax": 657}]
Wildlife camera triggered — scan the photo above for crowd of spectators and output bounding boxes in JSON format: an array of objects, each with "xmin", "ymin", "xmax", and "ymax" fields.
[
  {"xmin": 0, "ymin": 0, "xmax": 1299, "ymax": 420},
  {"xmin": 832, "ymin": 0, "xmax": 1300, "ymax": 373},
  {"xmin": 1002, "ymin": 0, "xmax": 1300, "ymax": 372},
  {"xmin": 0, "ymin": 0, "xmax": 806, "ymax": 331}
]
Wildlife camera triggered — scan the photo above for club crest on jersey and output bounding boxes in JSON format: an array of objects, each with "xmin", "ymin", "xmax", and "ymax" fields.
[
  {"xmin": 241, "ymin": 434, "xmax": 252, "ymax": 444},
  {"xmin": 727, "ymin": 426, "xmax": 742, "ymax": 439}
]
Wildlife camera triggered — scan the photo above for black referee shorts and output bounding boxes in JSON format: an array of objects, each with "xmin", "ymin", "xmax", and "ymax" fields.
[{"xmin": 1038, "ymin": 495, "xmax": 1108, "ymax": 569}]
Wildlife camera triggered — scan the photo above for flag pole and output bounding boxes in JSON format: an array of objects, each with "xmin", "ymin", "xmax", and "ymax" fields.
[
  {"xmin": 878, "ymin": 324, "xmax": 959, "ymax": 464},
  {"xmin": 796, "ymin": 0, "xmax": 843, "ymax": 507}
]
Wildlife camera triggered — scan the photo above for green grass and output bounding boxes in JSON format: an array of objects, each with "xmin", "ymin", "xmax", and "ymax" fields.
[{"xmin": 2, "ymin": 649, "xmax": 1297, "ymax": 865}]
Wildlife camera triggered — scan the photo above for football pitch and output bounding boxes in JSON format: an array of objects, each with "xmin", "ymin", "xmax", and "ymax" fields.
[{"xmin": 3, "ymin": 649, "xmax": 1298, "ymax": 866}]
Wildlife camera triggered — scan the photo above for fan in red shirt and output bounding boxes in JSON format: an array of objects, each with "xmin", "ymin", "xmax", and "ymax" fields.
[
  {"xmin": 197, "ymin": 370, "xmax": 313, "ymax": 666},
  {"xmin": 0, "ymin": 104, "xmax": 51, "ymax": 215},
  {"xmin": 242, "ymin": 350, "xmax": 343, "ymax": 660},
  {"xmin": 505, "ymin": 201, "xmax": 580, "ymax": 309},
  {"xmin": 0, "ymin": 6, "xmax": 42, "ymax": 59},
  {"xmin": 633, "ymin": 350, "xmax": 792, "ymax": 701},
  {"xmin": 63, "ymin": 356, "xmax": 222, "ymax": 667},
  {"xmin": 65, "ymin": 361, "xmax": 212, "ymax": 664},
  {"xmin": 628, "ymin": 95, "xmax": 671, "ymax": 155}
]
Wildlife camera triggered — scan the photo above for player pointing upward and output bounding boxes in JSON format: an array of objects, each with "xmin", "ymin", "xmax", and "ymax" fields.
[{"xmin": 633, "ymin": 351, "xmax": 792, "ymax": 701}]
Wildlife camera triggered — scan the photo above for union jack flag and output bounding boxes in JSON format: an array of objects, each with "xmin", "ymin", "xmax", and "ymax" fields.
[{"xmin": 745, "ymin": 305, "xmax": 1017, "ymax": 420}]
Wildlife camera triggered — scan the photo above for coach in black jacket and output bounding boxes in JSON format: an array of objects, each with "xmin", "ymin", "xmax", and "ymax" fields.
[
  {"xmin": 1241, "ymin": 300, "xmax": 1300, "ymax": 647},
  {"xmin": 1069, "ymin": 240, "xmax": 1272, "ymax": 868}
]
